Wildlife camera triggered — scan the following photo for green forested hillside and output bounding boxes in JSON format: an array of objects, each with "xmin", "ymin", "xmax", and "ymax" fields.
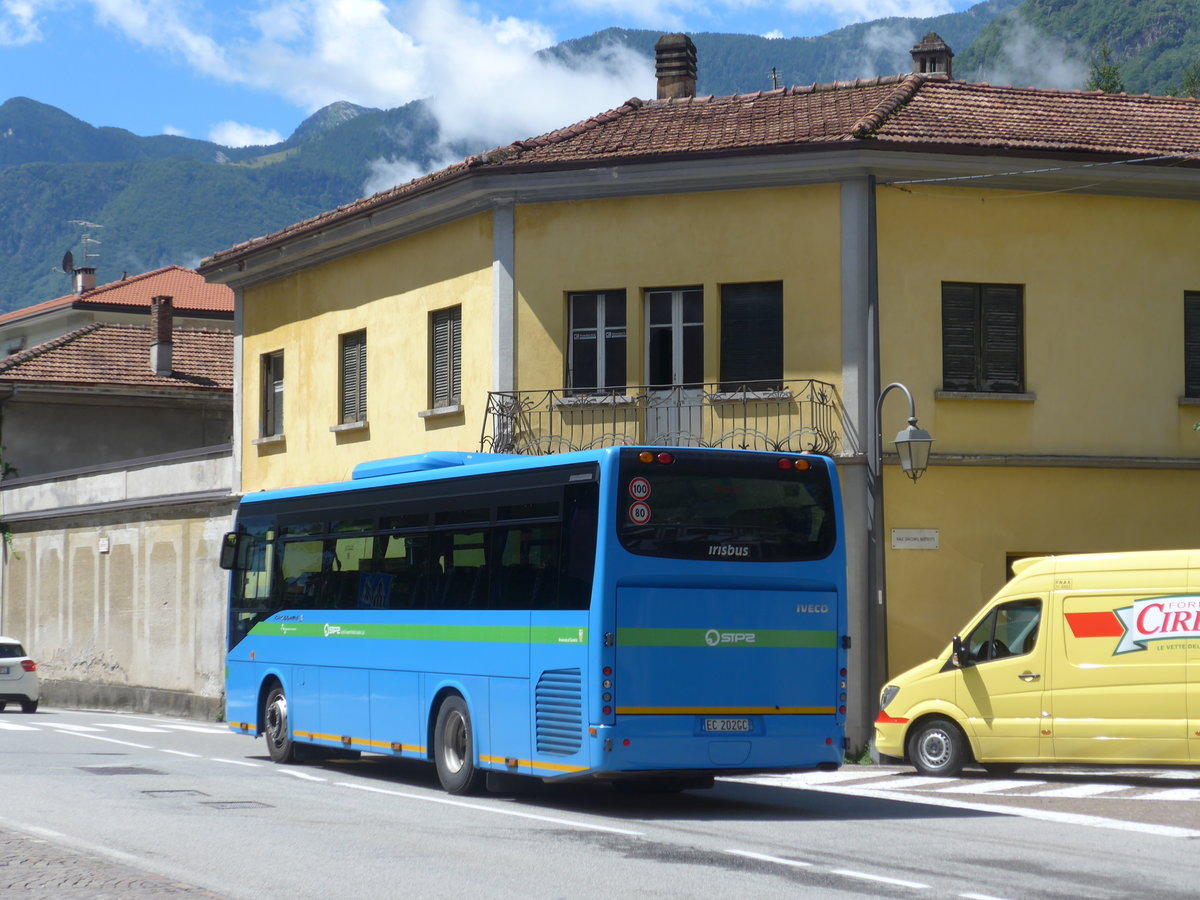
[{"xmin": 2, "ymin": 0, "xmax": 1197, "ymax": 312}]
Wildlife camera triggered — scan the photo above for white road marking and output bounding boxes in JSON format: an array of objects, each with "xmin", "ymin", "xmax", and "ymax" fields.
[
  {"xmin": 1032, "ymin": 783, "xmax": 1131, "ymax": 799},
  {"xmin": 1135, "ymin": 788, "xmax": 1200, "ymax": 802},
  {"xmin": 279, "ymin": 769, "xmax": 327, "ymax": 782},
  {"xmin": 66, "ymin": 732, "xmax": 153, "ymax": 749},
  {"xmin": 92, "ymin": 723, "xmax": 169, "ymax": 733},
  {"xmin": 724, "ymin": 848, "xmax": 812, "ymax": 868},
  {"xmin": 0, "ymin": 721, "xmax": 38, "ymax": 731},
  {"xmin": 211, "ymin": 757, "xmax": 262, "ymax": 768},
  {"xmin": 848, "ymin": 776, "xmax": 958, "ymax": 790},
  {"xmin": 829, "ymin": 868, "xmax": 929, "ymax": 889},
  {"xmin": 338, "ymin": 781, "xmax": 645, "ymax": 836},
  {"xmin": 159, "ymin": 749, "xmax": 204, "ymax": 758},
  {"xmin": 802, "ymin": 781, "xmax": 1200, "ymax": 838},
  {"xmin": 936, "ymin": 779, "xmax": 1043, "ymax": 794},
  {"xmin": 41, "ymin": 722, "xmax": 104, "ymax": 732},
  {"xmin": 960, "ymin": 892, "xmax": 1015, "ymax": 900}
]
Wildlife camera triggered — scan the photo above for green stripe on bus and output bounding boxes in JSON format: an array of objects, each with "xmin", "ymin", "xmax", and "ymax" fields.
[
  {"xmin": 249, "ymin": 621, "xmax": 588, "ymax": 645},
  {"xmin": 616, "ymin": 627, "xmax": 835, "ymax": 648}
]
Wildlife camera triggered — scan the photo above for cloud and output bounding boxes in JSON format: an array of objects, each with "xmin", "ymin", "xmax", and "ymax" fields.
[
  {"xmin": 556, "ymin": 0, "xmax": 954, "ymax": 31},
  {"xmin": 162, "ymin": 124, "xmax": 188, "ymax": 136},
  {"xmin": 0, "ymin": 0, "xmax": 45, "ymax": 44},
  {"xmin": 208, "ymin": 121, "xmax": 285, "ymax": 147},
  {"xmin": 966, "ymin": 17, "xmax": 1088, "ymax": 91}
]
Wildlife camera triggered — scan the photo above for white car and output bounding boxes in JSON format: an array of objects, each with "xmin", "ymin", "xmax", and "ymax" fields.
[{"xmin": 0, "ymin": 636, "xmax": 39, "ymax": 713}]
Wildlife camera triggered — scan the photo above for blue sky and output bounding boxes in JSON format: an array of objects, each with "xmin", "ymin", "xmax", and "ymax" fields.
[{"xmin": 2, "ymin": 1, "xmax": 979, "ymax": 148}]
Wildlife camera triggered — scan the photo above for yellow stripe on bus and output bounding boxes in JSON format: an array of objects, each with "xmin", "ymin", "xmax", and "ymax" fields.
[
  {"xmin": 616, "ymin": 706, "xmax": 836, "ymax": 715},
  {"xmin": 480, "ymin": 754, "xmax": 589, "ymax": 774},
  {"xmin": 294, "ymin": 730, "xmax": 425, "ymax": 754}
]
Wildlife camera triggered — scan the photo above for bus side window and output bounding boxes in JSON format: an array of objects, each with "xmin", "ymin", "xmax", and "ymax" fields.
[{"xmin": 561, "ymin": 483, "xmax": 598, "ymax": 610}]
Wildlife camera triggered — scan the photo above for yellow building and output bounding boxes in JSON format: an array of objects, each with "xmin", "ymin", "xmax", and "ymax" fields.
[{"xmin": 200, "ymin": 36, "xmax": 1200, "ymax": 746}]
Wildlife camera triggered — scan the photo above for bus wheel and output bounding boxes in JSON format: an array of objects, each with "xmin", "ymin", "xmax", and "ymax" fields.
[
  {"xmin": 907, "ymin": 717, "xmax": 966, "ymax": 777},
  {"xmin": 264, "ymin": 685, "xmax": 297, "ymax": 764},
  {"xmin": 434, "ymin": 695, "xmax": 484, "ymax": 795}
]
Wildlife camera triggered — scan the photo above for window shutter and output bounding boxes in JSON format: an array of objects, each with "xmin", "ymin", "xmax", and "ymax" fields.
[
  {"xmin": 340, "ymin": 331, "xmax": 366, "ymax": 423},
  {"xmin": 720, "ymin": 282, "xmax": 783, "ymax": 390},
  {"xmin": 432, "ymin": 307, "xmax": 461, "ymax": 408},
  {"xmin": 1186, "ymin": 293, "xmax": 1200, "ymax": 398},
  {"xmin": 941, "ymin": 283, "xmax": 980, "ymax": 391},
  {"xmin": 262, "ymin": 351, "xmax": 284, "ymax": 436},
  {"xmin": 981, "ymin": 286, "xmax": 1023, "ymax": 393}
]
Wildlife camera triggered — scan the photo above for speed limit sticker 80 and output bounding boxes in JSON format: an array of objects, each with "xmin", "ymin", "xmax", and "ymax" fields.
[{"xmin": 628, "ymin": 501, "xmax": 652, "ymax": 524}]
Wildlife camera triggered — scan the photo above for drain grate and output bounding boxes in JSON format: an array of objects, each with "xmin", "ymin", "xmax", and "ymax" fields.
[
  {"xmin": 200, "ymin": 800, "xmax": 272, "ymax": 810},
  {"xmin": 80, "ymin": 766, "xmax": 167, "ymax": 776}
]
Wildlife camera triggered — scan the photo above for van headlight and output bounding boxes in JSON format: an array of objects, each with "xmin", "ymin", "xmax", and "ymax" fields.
[{"xmin": 879, "ymin": 685, "xmax": 900, "ymax": 710}]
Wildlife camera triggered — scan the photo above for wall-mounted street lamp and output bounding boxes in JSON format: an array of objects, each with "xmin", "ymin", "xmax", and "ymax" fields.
[{"xmin": 867, "ymin": 382, "xmax": 934, "ymax": 736}]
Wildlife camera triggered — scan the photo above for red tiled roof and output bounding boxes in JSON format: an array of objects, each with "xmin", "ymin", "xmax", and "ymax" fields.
[
  {"xmin": 202, "ymin": 75, "xmax": 1200, "ymax": 267},
  {"xmin": 0, "ymin": 323, "xmax": 232, "ymax": 392},
  {"xmin": 0, "ymin": 266, "xmax": 233, "ymax": 327}
]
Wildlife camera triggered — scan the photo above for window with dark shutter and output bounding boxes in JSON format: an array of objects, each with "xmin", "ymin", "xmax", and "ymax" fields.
[
  {"xmin": 339, "ymin": 330, "xmax": 367, "ymax": 424},
  {"xmin": 568, "ymin": 290, "xmax": 626, "ymax": 394},
  {"xmin": 261, "ymin": 350, "xmax": 284, "ymax": 437},
  {"xmin": 941, "ymin": 283, "xmax": 1024, "ymax": 393},
  {"xmin": 720, "ymin": 281, "xmax": 783, "ymax": 391},
  {"xmin": 1185, "ymin": 293, "xmax": 1200, "ymax": 398},
  {"xmin": 432, "ymin": 306, "xmax": 462, "ymax": 408}
]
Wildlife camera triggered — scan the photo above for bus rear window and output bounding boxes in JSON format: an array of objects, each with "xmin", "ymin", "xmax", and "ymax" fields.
[{"xmin": 616, "ymin": 449, "xmax": 836, "ymax": 561}]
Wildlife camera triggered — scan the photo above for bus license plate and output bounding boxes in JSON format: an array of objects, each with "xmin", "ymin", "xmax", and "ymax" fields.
[{"xmin": 704, "ymin": 717, "xmax": 750, "ymax": 733}]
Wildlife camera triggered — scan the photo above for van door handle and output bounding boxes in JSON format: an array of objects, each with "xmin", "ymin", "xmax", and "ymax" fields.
[{"xmin": 1018, "ymin": 672, "xmax": 1041, "ymax": 682}]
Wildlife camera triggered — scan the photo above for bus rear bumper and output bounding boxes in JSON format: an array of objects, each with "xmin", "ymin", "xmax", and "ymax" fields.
[{"xmin": 583, "ymin": 716, "xmax": 844, "ymax": 775}]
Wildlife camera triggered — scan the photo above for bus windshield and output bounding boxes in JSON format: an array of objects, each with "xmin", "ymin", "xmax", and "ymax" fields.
[{"xmin": 616, "ymin": 448, "xmax": 836, "ymax": 561}]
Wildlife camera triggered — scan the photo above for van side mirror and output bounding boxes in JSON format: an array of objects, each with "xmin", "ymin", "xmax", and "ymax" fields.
[
  {"xmin": 951, "ymin": 635, "xmax": 967, "ymax": 668},
  {"xmin": 219, "ymin": 532, "xmax": 239, "ymax": 570}
]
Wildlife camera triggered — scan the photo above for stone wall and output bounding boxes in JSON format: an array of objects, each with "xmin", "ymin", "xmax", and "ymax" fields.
[{"xmin": 0, "ymin": 447, "xmax": 234, "ymax": 719}]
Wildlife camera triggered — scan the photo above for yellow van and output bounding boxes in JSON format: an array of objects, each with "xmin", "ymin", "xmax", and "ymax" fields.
[{"xmin": 874, "ymin": 550, "xmax": 1200, "ymax": 775}]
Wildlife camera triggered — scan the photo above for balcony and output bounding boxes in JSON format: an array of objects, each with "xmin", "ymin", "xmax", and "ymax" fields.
[{"xmin": 480, "ymin": 380, "xmax": 852, "ymax": 457}]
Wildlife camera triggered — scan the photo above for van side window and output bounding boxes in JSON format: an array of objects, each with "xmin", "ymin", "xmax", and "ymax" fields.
[{"xmin": 966, "ymin": 599, "xmax": 1041, "ymax": 663}]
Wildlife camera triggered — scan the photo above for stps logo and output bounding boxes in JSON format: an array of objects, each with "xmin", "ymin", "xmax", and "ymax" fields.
[
  {"xmin": 704, "ymin": 629, "xmax": 757, "ymax": 646},
  {"xmin": 1065, "ymin": 595, "xmax": 1200, "ymax": 655}
]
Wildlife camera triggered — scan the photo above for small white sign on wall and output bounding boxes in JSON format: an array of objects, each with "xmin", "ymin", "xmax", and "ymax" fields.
[
  {"xmin": 891, "ymin": 528, "xmax": 939, "ymax": 550},
  {"xmin": 98, "ymin": 537, "xmax": 110, "ymax": 554}
]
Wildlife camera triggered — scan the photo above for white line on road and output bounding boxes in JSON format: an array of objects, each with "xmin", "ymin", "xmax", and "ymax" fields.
[
  {"xmin": 0, "ymin": 721, "xmax": 37, "ymax": 730},
  {"xmin": 67, "ymin": 732, "xmax": 153, "ymax": 749},
  {"xmin": 803, "ymin": 782, "xmax": 1200, "ymax": 838},
  {"xmin": 1135, "ymin": 789, "xmax": 1200, "ymax": 802},
  {"xmin": 724, "ymin": 848, "xmax": 813, "ymax": 868},
  {"xmin": 936, "ymin": 779, "xmax": 1043, "ymax": 794},
  {"xmin": 40, "ymin": 722, "xmax": 105, "ymax": 732},
  {"xmin": 1031, "ymin": 783, "xmax": 1130, "ymax": 799},
  {"xmin": 159, "ymin": 749, "xmax": 204, "ymax": 758},
  {"xmin": 278, "ymin": 768, "xmax": 327, "ymax": 782},
  {"xmin": 211, "ymin": 757, "xmax": 262, "ymax": 768},
  {"xmin": 338, "ymin": 781, "xmax": 645, "ymax": 836},
  {"xmin": 960, "ymin": 892, "xmax": 1016, "ymax": 900},
  {"xmin": 92, "ymin": 723, "xmax": 169, "ymax": 733},
  {"xmin": 828, "ymin": 868, "xmax": 930, "ymax": 889}
]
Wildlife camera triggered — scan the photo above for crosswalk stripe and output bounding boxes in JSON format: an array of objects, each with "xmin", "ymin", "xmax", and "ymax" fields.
[
  {"xmin": 1031, "ymin": 783, "xmax": 1131, "ymax": 798},
  {"xmin": 0, "ymin": 721, "xmax": 37, "ymax": 731},
  {"xmin": 41, "ymin": 722, "xmax": 105, "ymax": 732},
  {"xmin": 1135, "ymin": 789, "xmax": 1200, "ymax": 802},
  {"xmin": 936, "ymin": 779, "xmax": 1044, "ymax": 794},
  {"xmin": 90, "ymin": 723, "xmax": 168, "ymax": 733}
]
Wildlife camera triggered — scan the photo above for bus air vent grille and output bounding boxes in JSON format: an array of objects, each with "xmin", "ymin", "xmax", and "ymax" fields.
[{"xmin": 535, "ymin": 668, "xmax": 583, "ymax": 755}]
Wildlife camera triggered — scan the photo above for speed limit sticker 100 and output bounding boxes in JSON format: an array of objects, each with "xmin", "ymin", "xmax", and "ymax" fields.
[
  {"xmin": 628, "ymin": 501, "xmax": 652, "ymax": 524},
  {"xmin": 628, "ymin": 477, "xmax": 652, "ymax": 501}
]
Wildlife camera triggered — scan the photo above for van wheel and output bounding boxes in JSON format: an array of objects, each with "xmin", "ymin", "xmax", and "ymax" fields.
[
  {"xmin": 908, "ymin": 718, "xmax": 967, "ymax": 777},
  {"xmin": 434, "ymin": 695, "xmax": 484, "ymax": 795}
]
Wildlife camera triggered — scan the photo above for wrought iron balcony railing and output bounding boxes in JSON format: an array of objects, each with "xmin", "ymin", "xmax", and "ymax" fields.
[{"xmin": 480, "ymin": 380, "xmax": 852, "ymax": 457}]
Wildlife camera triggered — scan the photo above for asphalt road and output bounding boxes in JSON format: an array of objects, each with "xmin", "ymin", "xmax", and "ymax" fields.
[{"xmin": 3, "ymin": 707, "xmax": 1199, "ymax": 899}]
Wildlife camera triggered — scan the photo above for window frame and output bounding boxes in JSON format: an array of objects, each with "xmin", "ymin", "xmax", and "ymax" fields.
[
  {"xmin": 941, "ymin": 282, "xmax": 1025, "ymax": 394},
  {"xmin": 567, "ymin": 290, "xmax": 627, "ymax": 395},
  {"xmin": 719, "ymin": 281, "xmax": 783, "ymax": 391},
  {"xmin": 431, "ymin": 306, "xmax": 462, "ymax": 410},
  {"xmin": 339, "ymin": 329, "xmax": 367, "ymax": 425},
  {"xmin": 261, "ymin": 350, "xmax": 284, "ymax": 438}
]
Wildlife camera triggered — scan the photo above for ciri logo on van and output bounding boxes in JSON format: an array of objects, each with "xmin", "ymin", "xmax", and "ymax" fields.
[
  {"xmin": 1113, "ymin": 595, "xmax": 1200, "ymax": 654},
  {"xmin": 705, "ymin": 629, "xmax": 757, "ymax": 646}
]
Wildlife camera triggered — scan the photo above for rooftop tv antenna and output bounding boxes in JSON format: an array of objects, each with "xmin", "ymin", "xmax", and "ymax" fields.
[
  {"xmin": 67, "ymin": 220, "xmax": 103, "ymax": 265},
  {"xmin": 769, "ymin": 67, "xmax": 781, "ymax": 90}
]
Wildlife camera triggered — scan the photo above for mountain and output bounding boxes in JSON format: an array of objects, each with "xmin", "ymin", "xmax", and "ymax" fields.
[{"xmin": 1, "ymin": 0, "xmax": 1197, "ymax": 313}]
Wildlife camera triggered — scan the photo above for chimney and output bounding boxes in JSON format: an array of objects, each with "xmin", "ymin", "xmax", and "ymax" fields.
[
  {"xmin": 911, "ymin": 32, "xmax": 953, "ymax": 78},
  {"xmin": 150, "ymin": 295, "xmax": 174, "ymax": 377},
  {"xmin": 655, "ymin": 33, "xmax": 697, "ymax": 100},
  {"xmin": 73, "ymin": 266, "xmax": 96, "ymax": 295}
]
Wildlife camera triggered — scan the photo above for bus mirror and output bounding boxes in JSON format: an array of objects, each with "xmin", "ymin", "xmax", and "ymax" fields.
[
  {"xmin": 219, "ymin": 532, "xmax": 239, "ymax": 570},
  {"xmin": 951, "ymin": 635, "xmax": 966, "ymax": 668}
]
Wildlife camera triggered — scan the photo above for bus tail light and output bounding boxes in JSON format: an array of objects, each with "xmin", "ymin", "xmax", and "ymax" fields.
[{"xmin": 778, "ymin": 458, "xmax": 811, "ymax": 471}]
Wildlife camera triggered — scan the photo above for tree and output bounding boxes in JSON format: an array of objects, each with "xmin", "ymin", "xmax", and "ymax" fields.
[
  {"xmin": 1087, "ymin": 40, "xmax": 1125, "ymax": 94},
  {"xmin": 1171, "ymin": 61, "xmax": 1200, "ymax": 99}
]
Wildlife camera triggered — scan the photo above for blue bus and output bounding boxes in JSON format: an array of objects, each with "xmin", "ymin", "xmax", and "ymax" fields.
[{"xmin": 220, "ymin": 446, "xmax": 848, "ymax": 793}]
